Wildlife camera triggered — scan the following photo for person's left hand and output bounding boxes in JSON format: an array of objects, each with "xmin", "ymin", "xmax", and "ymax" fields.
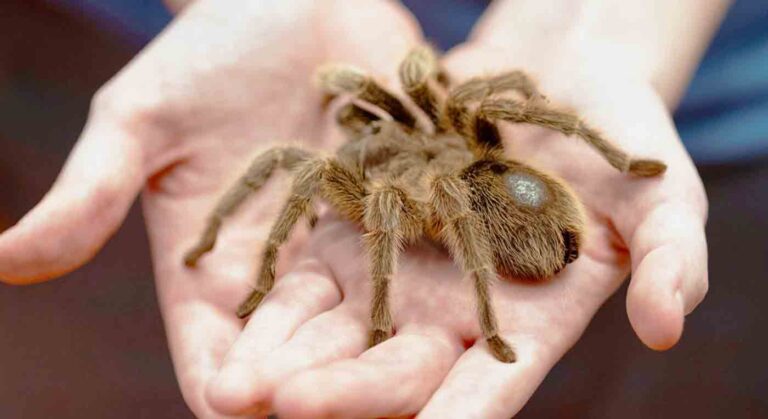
[{"xmin": 0, "ymin": 0, "xmax": 425, "ymax": 417}]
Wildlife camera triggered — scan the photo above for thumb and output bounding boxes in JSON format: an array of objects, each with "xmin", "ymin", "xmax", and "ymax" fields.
[
  {"xmin": 625, "ymin": 203, "xmax": 708, "ymax": 350},
  {"xmin": 0, "ymin": 115, "xmax": 145, "ymax": 284}
]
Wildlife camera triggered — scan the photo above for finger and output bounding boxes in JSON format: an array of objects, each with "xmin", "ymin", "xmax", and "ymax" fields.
[
  {"xmin": 0, "ymin": 119, "xmax": 144, "ymax": 284},
  {"xmin": 208, "ymin": 305, "xmax": 368, "ymax": 415},
  {"xmin": 625, "ymin": 202, "xmax": 708, "ymax": 350},
  {"xmin": 163, "ymin": 296, "xmax": 247, "ymax": 418},
  {"xmin": 419, "ymin": 338, "xmax": 552, "ymax": 419},
  {"xmin": 273, "ymin": 325, "xmax": 462, "ymax": 419},
  {"xmin": 140, "ymin": 184, "xmax": 258, "ymax": 418},
  {"xmin": 144, "ymin": 147, "xmax": 326, "ymax": 417},
  {"xmin": 206, "ymin": 267, "xmax": 347, "ymax": 415},
  {"xmin": 148, "ymin": 226, "xmax": 253, "ymax": 418}
]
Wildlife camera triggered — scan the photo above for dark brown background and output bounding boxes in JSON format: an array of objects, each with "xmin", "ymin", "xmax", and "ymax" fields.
[{"xmin": 1, "ymin": 2, "xmax": 766, "ymax": 418}]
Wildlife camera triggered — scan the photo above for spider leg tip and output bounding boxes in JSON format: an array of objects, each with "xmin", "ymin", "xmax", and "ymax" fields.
[
  {"xmin": 315, "ymin": 64, "xmax": 367, "ymax": 94},
  {"xmin": 236, "ymin": 289, "xmax": 267, "ymax": 318},
  {"xmin": 182, "ymin": 252, "xmax": 199, "ymax": 268},
  {"xmin": 368, "ymin": 329, "xmax": 393, "ymax": 347},
  {"xmin": 487, "ymin": 335, "xmax": 517, "ymax": 363},
  {"xmin": 629, "ymin": 158, "xmax": 668, "ymax": 177}
]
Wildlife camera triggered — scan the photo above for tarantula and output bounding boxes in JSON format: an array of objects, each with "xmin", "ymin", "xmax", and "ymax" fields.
[{"xmin": 183, "ymin": 45, "xmax": 666, "ymax": 363}]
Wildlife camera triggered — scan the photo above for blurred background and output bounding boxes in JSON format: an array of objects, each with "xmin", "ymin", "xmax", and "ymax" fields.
[{"xmin": 0, "ymin": 1, "xmax": 766, "ymax": 418}]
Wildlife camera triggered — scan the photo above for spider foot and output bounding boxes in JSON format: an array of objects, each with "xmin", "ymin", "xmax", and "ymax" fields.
[
  {"xmin": 183, "ymin": 243, "xmax": 212, "ymax": 267},
  {"xmin": 236, "ymin": 289, "xmax": 267, "ymax": 318},
  {"xmin": 487, "ymin": 335, "xmax": 517, "ymax": 363},
  {"xmin": 628, "ymin": 159, "xmax": 667, "ymax": 177},
  {"xmin": 368, "ymin": 328, "xmax": 393, "ymax": 348}
]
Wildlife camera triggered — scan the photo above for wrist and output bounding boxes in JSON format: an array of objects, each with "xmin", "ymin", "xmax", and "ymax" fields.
[{"xmin": 468, "ymin": 0, "xmax": 731, "ymax": 108}]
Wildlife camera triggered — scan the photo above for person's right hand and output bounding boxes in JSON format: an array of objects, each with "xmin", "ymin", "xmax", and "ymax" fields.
[{"xmin": 0, "ymin": 0, "xmax": 423, "ymax": 416}]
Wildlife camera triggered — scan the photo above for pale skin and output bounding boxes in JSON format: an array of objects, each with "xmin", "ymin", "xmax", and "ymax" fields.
[{"xmin": 0, "ymin": 0, "xmax": 728, "ymax": 417}]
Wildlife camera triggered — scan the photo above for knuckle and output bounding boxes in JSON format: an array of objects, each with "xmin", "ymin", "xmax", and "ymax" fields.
[
  {"xmin": 89, "ymin": 82, "xmax": 170, "ymax": 137},
  {"xmin": 89, "ymin": 83, "xmax": 126, "ymax": 120}
]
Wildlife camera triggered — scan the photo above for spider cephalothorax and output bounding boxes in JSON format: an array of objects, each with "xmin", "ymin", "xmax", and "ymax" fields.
[{"xmin": 183, "ymin": 45, "xmax": 666, "ymax": 363}]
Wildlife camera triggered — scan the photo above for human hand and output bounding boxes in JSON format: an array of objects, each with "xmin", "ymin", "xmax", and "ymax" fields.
[
  {"xmin": 200, "ymin": 8, "xmax": 710, "ymax": 419},
  {"xmin": 424, "ymin": 42, "xmax": 708, "ymax": 417},
  {"xmin": 0, "ymin": 0, "xmax": 423, "ymax": 416},
  {"xmin": 1, "ymin": 0, "xmax": 711, "ymax": 417}
]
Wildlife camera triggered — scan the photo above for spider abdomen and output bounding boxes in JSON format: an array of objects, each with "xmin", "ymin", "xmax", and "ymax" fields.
[
  {"xmin": 462, "ymin": 160, "xmax": 585, "ymax": 280},
  {"xmin": 506, "ymin": 172, "xmax": 550, "ymax": 208}
]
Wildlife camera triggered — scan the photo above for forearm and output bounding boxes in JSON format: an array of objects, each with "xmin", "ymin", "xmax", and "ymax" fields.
[{"xmin": 470, "ymin": 0, "xmax": 731, "ymax": 107}]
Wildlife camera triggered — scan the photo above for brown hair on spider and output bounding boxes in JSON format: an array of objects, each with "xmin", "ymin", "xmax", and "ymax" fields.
[{"xmin": 183, "ymin": 45, "xmax": 666, "ymax": 363}]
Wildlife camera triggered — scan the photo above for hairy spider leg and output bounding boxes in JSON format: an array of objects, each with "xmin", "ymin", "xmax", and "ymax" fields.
[
  {"xmin": 322, "ymin": 159, "xmax": 368, "ymax": 224},
  {"xmin": 430, "ymin": 174, "xmax": 516, "ymax": 363},
  {"xmin": 445, "ymin": 71, "xmax": 544, "ymax": 153},
  {"xmin": 363, "ymin": 184, "xmax": 423, "ymax": 346},
  {"xmin": 236, "ymin": 158, "xmax": 369, "ymax": 318},
  {"xmin": 236, "ymin": 158, "xmax": 326, "ymax": 318},
  {"xmin": 184, "ymin": 146, "xmax": 312, "ymax": 267},
  {"xmin": 399, "ymin": 45, "xmax": 446, "ymax": 128},
  {"xmin": 452, "ymin": 71, "xmax": 541, "ymax": 103},
  {"xmin": 317, "ymin": 65, "xmax": 418, "ymax": 129},
  {"xmin": 478, "ymin": 98, "xmax": 667, "ymax": 176}
]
